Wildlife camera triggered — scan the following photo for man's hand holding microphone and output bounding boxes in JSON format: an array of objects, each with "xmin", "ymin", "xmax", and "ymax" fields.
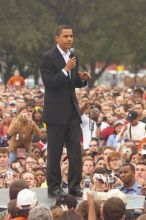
[{"xmin": 64, "ymin": 48, "xmax": 91, "ymax": 81}]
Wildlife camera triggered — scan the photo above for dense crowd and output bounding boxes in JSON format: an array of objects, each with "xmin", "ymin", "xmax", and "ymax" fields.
[{"xmin": 0, "ymin": 68, "xmax": 146, "ymax": 219}]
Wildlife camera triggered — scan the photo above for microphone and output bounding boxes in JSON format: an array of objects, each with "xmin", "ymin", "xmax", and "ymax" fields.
[{"xmin": 69, "ymin": 48, "xmax": 75, "ymax": 58}]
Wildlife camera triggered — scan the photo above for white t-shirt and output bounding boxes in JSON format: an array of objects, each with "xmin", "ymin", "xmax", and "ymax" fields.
[
  {"xmin": 81, "ymin": 114, "xmax": 97, "ymax": 149},
  {"xmin": 124, "ymin": 121, "xmax": 146, "ymax": 140}
]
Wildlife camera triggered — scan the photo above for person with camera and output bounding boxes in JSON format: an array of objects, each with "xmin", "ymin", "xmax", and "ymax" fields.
[
  {"xmin": 91, "ymin": 168, "xmax": 110, "ymax": 192},
  {"xmin": 91, "ymin": 167, "xmax": 123, "ymax": 192},
  {"xmin": 8, "ymin": 107, "xmax": 42, "ymax": 167}
]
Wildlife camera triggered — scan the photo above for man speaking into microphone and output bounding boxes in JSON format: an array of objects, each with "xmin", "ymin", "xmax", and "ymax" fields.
[{"xmin": 40, "ymin": 24, "xmax": 91, "ymax": 197}]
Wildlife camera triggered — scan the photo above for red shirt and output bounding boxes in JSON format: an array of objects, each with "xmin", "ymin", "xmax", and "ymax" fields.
[{"xmin": 100, "ymin": 126, "xmax": 115, "ymax": 142}]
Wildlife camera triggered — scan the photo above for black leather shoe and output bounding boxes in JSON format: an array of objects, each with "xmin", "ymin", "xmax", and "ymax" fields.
[
  {"xmin": 69, "ymin": 190, "xmax": 83, "ymax": 197},
  {"xmin": 48, "ymin": 188, "xmax": 66, "ymax": 197}
]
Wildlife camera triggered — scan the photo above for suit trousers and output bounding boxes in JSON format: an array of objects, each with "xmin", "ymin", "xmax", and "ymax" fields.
[{"xmin": 46, "ymin": 106, "xmax": 82, "ymax": 193}]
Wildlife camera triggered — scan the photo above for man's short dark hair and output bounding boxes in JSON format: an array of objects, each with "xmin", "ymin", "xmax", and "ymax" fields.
[
  {"xmin": 121, "ymin": 163, "xmax": 135, "ymax": 173},
  {"xmin": 93, "ymin": 167, "xmax": 108, "ymax": 175},
  {"xmin": 56, "ymin": 210, "xmax": 82, "ymax": 220},
  {"xmin": 134, "ymin": 87, "xmax": 144, "ymax": 95},
  {"xmin": 77, "ymin": 200, "xmax": 102, "ymax": 220},
  {"xmin": 103, "ymin": 146, "xmax": 115, "ymax": 153},
  {"xmin": 103, "ymin": 197, "xmax": 126, "ymax": 220},
  {"xmin": 136, "ymin": 161, "xmax": 146, "ymax": 167},
  {"xmin": 55, "ymin": 194, "xmax": 77, "ymax": 209},
  {"xmin": 0, "ymin": 147, "xmax": 8, "ymax": 154},
  {"xmin": 90, "ymin": 137, "xmax": 98, "ymax": 143},
  {"xmin": 9, "ymin": 179, "xmax": 29, "ymax": 200},
  {"xmin": 28, "ymin": 206, "xmax": 53, "ymax": 220},
  {"xmin": 55, "ymin": 25, "xmax": 72, "ymax": 36}
]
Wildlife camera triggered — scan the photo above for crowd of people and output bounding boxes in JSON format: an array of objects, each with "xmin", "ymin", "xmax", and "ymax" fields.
[{"xmin": 0, "ymin": 66, "xmax": 146, "ymax": 219}]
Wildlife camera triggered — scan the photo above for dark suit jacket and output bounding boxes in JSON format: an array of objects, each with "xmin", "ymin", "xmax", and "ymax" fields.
[{"xmin": 40, "ymin": 47, "xmax": 87, "ymax": 125}]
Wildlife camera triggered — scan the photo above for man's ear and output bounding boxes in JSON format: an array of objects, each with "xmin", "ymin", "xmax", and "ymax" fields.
[{"xmin": 55, "ymin": 35, "xmax": 58, "ymax": 43}]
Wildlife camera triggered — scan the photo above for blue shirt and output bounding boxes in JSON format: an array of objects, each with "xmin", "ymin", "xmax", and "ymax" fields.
[
  {"xmin": 118, "ymin": 182, "xmax": 142, "ymax": 195},
  {"xmin": 107, "ymin": 134, "xmax": 117, "ymax": 148}
]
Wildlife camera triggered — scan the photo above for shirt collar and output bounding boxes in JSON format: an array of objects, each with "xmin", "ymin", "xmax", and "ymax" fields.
[
  {"xmin": 120, "ymin": 182, "xmax": 141, "ymax": 191},
  {"xmin": 57, "ymin": 44, "xmax": 70, "ymax": 56}
]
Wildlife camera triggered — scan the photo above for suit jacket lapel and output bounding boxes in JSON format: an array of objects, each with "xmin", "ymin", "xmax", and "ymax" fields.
[{"xmin": 53, "ymin": 47, "xmax": 66, "ymax": 69}]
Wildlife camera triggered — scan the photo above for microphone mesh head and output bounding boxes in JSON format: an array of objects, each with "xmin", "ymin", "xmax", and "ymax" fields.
[{"xmin": 70, "ymin": 48, "xmax": 75, "ymax": 54}]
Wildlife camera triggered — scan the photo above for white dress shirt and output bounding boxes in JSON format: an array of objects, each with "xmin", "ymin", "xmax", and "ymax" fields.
[{"xmin": 57, "ymin": 44, "xmax": 71, "ymax": 78}]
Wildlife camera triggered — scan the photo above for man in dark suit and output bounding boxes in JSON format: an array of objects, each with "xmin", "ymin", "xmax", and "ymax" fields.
[{"xmin": 40, "ymin": 25, "xmax": 91, "ymax": 197}]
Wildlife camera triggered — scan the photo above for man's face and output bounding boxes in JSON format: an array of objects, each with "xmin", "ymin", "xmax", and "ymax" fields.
[
  {"xmin": 22, "ymin": 172, "xmax": 36, "ymax": 188},
  {"xmin": 103, "ymin": 149, "xmax": 114, "ymax": 161},
  {"xmin": 129, "ymin": 118, "xmax": 138, "ymax": 126},
  {"xmin": 93, "ymin": 174, "xmax": 108, "ymax": 192},
  {"xmin": 120, "ymin": 166, "xmax": 134, "ymax": 184},
  {"xmin": 55, "ymin": 29, "xmax": 73, "ymax": 52},
  {"xmin": 115, "ymin": 124, "xmax": 123, "ymax": 133},
  {"xmin": 116, "ymin": 96, "xmax": 124, "ymax": 105},
  {"xmin": 106, "ymin": 113, "xmax": 116, "ymax": 125},
  {"xmin": 115, "ymin": 106, "xmax": 125, "ymax": 117},
  {"xmin": 95, "ymin": 159, "xmax": 106, "ymax": 169},
  {"xmin": 0, "ymin": 153, "xmax": 8, "ymax": 169},
  {"xmin": 142, "ymin": 181, "xmax": 146, "ymax": 196},
  {"xmin": 35, "ymin": 170, "xmax": 45, "ymax": 184},
  {"xmin": 109, "ymin": 157, "xmax": 121, "ymax": 171},
  {"xmin": 33, "ymin": 148, "xmax": 41, "ymax": 159},
  {"xmin": 102, "ymin": 105, "xmax": 111, "ymax": 114},
  {"xmin": 130, "ymin": 153, "xmax": 140, "ymax": 164},
  {"xmin": 134, "ymin": 104, "xmax": 143, "ymax": 116},
  {"xmin": 25, "ymin": 157, "xmax": 37, "ymax": 172},
  {"xmin": 89, "ymin": 140, "xmax": 97, "ymax": 152},
  {"xmin": 41, "ymin": 130, "xmax": 47, "ymax": 141},
  {"xmin": 82, "ymin": 160, "xmax": 94, "ymax": 175},
  {"xmin": 135, "ymin": 164, "xmax": 146, "ymax": 179}
]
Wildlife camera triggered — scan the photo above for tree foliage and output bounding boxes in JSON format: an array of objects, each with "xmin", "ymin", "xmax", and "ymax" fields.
[{"xmin": 0, "ymin": 0, "xmax": 146, "ymax": 85}]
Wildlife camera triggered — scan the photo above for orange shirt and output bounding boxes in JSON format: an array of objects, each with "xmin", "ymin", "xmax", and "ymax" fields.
[{"xmin": 7, "ymin": 75, "xmax": 25, "ymax": 87}]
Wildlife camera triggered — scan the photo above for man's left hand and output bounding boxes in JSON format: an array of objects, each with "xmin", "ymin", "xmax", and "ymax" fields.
[{"xmin": 78, "ymin": 71, "xmax": 91, "ymax": 81}]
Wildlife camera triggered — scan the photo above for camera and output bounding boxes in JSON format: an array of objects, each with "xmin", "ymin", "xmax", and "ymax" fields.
[
  {"xmin": 93, "ymin": 173, "xmax": 106, "ymax": 183},
  {"xmin": 7, "ymin": 171, "xmax": 12, "ymax": 178},
  {"xmin": 122, "ymin": 147, "xmax": 132, "ymax": 154},
  {"xmin": 107, "ymin": 174, "xmax": 115, "ymax": 184},
  {"xmin": 84, "ymin": 178, "xmax": 90, "ymax": 188},
  {"xmin": 0, "ymin": 172, "xmax": 6, "ymax": 179}
]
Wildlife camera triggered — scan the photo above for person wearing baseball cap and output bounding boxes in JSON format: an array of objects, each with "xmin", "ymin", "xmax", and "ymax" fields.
[
  {"xmin": 13, "ymin": 189, "xmax": 38, "ymax": 220},
  {"xmin": 107, "ymin": 120, "xmax": 124, "ymax": 149},
  {"xmin": 117, "ymin": 111, "xmax": 146, "ymax": 143}
]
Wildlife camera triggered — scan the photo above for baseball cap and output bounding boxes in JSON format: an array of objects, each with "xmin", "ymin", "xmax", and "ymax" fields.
[
  {"xmin": 9, "ymin": 100, "xmax": 17, "ymax": 106},
  {"xmin": 127, "ymin": 111, "xmax": 138, "ymax": 121},
  {"xmin": 17, "ymin": 189, "xmax": 38, "ymax": 210},
  {"xmin": 114, "ymin": 119, "xmax": 124, "ymax": 126}
]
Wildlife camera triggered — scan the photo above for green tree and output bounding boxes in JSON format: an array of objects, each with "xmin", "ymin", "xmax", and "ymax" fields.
[{"xmin": 0, "ymin": 0, "xmax": 146, "ymax": 86}]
